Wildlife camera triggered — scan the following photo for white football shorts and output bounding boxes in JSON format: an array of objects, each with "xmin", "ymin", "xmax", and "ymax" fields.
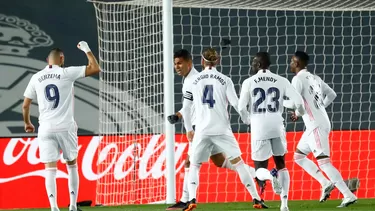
[
  {"xmin": 37, "ymin": 123, "xmax": 78, "ymax": 163},
  {"xmin": 187, "ymin": 141, "xmax": 224, "ymax": 157},
  {"xmin": 187, "ymin": 126, "xmax": 224, "ymax": 157},
  {"xmin": 297, "ymin": 127, "xmax": 330, "ymax": 157},
  {"xmin": 189, "ymin": 133, "xmax": 241, "ymax": 164},
  {"xmin": 251, "ymin": 134, "xmax": 287, "ymax": 161}
]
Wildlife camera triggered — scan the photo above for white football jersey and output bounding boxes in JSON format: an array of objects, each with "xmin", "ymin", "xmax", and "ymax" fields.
[
  {"xmin": 239, "ymin": 69, "xmax": 304, "ymax": 140},
  {"xmin": 189, "ymin": 67, "xmax": 239, "ymax": 135},
  {"xmin": 24, "ymin": 65, "xmax": 86, "ymax": 132},
  {"xmin": 179, "ymin": 67, "xmax": 199, "ymax": 129},
  {"xmin": 291, "ymin": 69, "xmax": 336, "ymax": 131}
]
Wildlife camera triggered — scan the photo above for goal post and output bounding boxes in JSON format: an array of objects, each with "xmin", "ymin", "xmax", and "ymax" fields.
[
  {"xmin": 162, "ymin": 0, "xmax": 176, "ymax": 204},
  {"xmin": 90, "ymin": 0, "xmax": 375, "ymax": 206},
  {"xmin": 90, "ymin": 0, "xmax": 175, "ymax": 205}
]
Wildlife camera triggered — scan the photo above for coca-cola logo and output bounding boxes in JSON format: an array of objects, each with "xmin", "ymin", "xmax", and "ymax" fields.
[{"xmin": 0, "ymin": 135, "xmax": 188, "ymax": 183}]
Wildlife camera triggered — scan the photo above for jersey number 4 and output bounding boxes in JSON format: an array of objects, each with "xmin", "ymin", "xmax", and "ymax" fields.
[
  {"xmin": 252, "ymin": 87, "xmax": 280, "ymax": 113},
  {"xmin": 45, "ymin": 84, "xmax": 60, "ymax": 109},
  {"xmin": 202, "ymin": 85, "xmax": 215, "ymax": 108}
]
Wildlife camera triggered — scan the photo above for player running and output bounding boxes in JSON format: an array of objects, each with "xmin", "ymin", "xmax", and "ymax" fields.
[
  {"xmin": 167, "ymin": 49, "xmax": 266, "ymax": 209},
  {"xmin": 180, "ymin": 48, "xmax": 267, "ymax": 210},
  {"xmin": 22, "ymin": 42, "xmax": 100, "ymax": 211},
  {"xmin": 238, "ymin": 52, "xmax": 305, "ymax": 211},
  {"xmin": 168, "ymin": 49, "xmax": 279, "ymax": 209},
  {"xmin": 285, "ymin": 51, "xmax": 357, "ymax": 207}
]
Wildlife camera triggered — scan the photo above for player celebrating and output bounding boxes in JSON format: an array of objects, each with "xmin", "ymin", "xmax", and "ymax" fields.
[
  {"xmin": 167, "ymin": 49, "xmax": 274, "ymax": 210},
  {"xmin": 286, "ymin": 51, "xmax": 357, "ymax": 207},
  {"xmin": 238, "ymin": 52, "xmax": 305, "ymax": 211},
  {"xmin": 180, "ymin": 48, "xmax": 267, "ymax": 211},
  {"xmin": 22, "ymin": 42, "xmax": 100, "ymax": 211}
]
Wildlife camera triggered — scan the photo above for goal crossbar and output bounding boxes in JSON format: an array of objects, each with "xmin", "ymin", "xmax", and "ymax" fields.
[{"xmin": 89, "ymin": 0, "xmax": 375, "ymax": 11}]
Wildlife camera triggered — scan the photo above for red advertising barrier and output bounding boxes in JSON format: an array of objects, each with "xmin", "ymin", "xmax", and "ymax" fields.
[{"xmin": 0, "ymin": 131, "xmax": 374, "ymax": 209}]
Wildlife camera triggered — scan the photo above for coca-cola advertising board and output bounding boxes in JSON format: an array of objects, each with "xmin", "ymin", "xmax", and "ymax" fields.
[{"xmin": 0, "ymin": 131, "xmax": 374, "ymax": 209}]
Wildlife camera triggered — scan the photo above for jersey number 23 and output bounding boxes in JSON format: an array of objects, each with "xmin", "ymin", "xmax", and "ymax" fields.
[{"xmin": 252, "ymin": 87, "xmax": 280, "ymax": 113}]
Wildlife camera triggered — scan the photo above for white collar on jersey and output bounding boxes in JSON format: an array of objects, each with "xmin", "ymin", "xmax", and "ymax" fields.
[
  {"xmin": 186, "ymin": 67, "xmax": 199, "ymax": 78},
  {"xmin": 203, "ymin": 66, "xmax": 217, "ymax": 71},
  {"xmin": 297, "ymin": 69, "xmax": 308, "ymax": 75},
  {"xmin": 46, "ymin": 65, "xmax": 61, "ymax": 68},
  {"xmin": 257, "ymin": 69, "xmax": 270, "ymax": 74}
]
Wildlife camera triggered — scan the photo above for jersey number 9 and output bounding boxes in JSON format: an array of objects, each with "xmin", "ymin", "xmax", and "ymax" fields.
[
  {"xmin": 252, "ymin": 87, "xmax": 280, "ymax": 113},
  {"xmin": 202, "ymin": 85, "xmax": 215, "ymax": 108},
  {"xmin": 45, "ymin": 84, "xmax": 60, "ymax": 109}
]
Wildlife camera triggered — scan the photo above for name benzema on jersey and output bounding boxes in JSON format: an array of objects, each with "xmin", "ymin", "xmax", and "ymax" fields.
[{"xmin": 0, "ymin": 13, "xmax": 163, "ymax": 137}]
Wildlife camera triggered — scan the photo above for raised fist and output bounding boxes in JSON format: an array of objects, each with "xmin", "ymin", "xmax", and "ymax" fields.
[{"xmin": 77, "ymin": 41, "xmax": 91, "ymax": 53}]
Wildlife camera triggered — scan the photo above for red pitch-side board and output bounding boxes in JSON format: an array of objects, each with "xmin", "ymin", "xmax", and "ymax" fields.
[{"xmin": 0, "ymin": 131, "xmax": 374, "ymax": 209}]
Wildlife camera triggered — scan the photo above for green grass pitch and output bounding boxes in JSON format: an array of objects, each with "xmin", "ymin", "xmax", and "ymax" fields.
[{"xmin": 6, "ymin": 199, "xmax": 375, "ymax": 211}]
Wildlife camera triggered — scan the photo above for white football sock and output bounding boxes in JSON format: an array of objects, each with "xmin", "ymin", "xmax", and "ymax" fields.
[
  {"xmin": 221, "ymin": 158, "xmax": 235, "ymax": 170},
  {"xmin": 180, "ymin": 168, "xmax": 189, "ymax": 203},
  {"xmin": 278, "ymin": 168, "xmax": 290, "ymax": 208},
  {"xmin": 294, "ymin": 153, "xmax": 330, "ymax": 187},
  {"xmin": 45, "ymin": 168, "xmax": 59, "ymax": 211},
  {"xmin": 188, "ymin": 164, "xmax": 200, "ymax": 201},
  {"xmin": 233, "ymin": 160, "xmax": 260, "ymax": 200},
  {"xmin": 67, "ymin": 164, "xmax": 79, "ymax": 210},
  {"xmin": 222, "ymin": 158, "xmax": 256, "ymax": 178},
  {"xmin": 318, "ymin": 158, "xmax": 354, "ymax": 198},
  {"xmin": 247, "ymin": 165, "xmax": 256, "ymax": 178},
  {"xmin": 255, "ymin": 168, "xmax": 273, "ymax": 181}
]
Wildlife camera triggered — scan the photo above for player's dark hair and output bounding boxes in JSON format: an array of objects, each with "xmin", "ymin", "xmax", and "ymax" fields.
[
  {"xmin": 174, "ymin": 49, "xmax": 192, "ymax": 61},
  {"xmin": 294, "ymin": 51, "xmax": 309, "ymax": 66},
  {"xmin": 202, "ymin": 47, "xmax": 219, "ymax": 69},
  {"xmin": 49, "ymin": 47, "xmax": 63, "ymax": 54},
  {"xmin": 48, "ymin": 48, "xmax": 64, "ymax": 68},
  {"xmin": 256, "ymin": 52, "xmax": 271, "ymax": 69},
  {"xmin": 49, "ymin": 48, "xmax": 64, "ymax": 58}
]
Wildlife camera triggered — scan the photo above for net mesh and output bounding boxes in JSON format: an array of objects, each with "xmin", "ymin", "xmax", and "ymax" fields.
[
  {"xmin": 173, "ymin": 7, "xmax": 375, "ymax": 201},
  {"xmin": 93, "ymin": 1, "xmax": 167, "ymax": 205},
  {"xmin": 92, "ymin": 0, "xmax": 375, "ymax": 205}
]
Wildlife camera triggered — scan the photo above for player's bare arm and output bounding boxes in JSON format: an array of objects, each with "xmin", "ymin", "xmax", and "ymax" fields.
[
  {"xmin": 77, "ymin": 41, "xmax": 101, "ymax": 76},
  {"xmin": 22, "ymin": 97, "xmax": 35, "ymax": 133}
]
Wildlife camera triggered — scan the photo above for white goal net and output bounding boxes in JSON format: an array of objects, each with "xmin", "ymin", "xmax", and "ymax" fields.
[{"xmin": 91, "ymin": 0, "xmax": 375, "ymax": 205}]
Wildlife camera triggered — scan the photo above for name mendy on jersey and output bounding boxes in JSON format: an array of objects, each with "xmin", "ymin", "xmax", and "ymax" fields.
[
  {"xmin": 254, "ymin": 76, "xmax": 277, "ymax": 83},
  {"xmin": 193, "ymin": 73, "xmax": 226, "ymax": 85},
  {"xmin": 38, "ymin": 73, "xmax": 61, "ymax": 83}
]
